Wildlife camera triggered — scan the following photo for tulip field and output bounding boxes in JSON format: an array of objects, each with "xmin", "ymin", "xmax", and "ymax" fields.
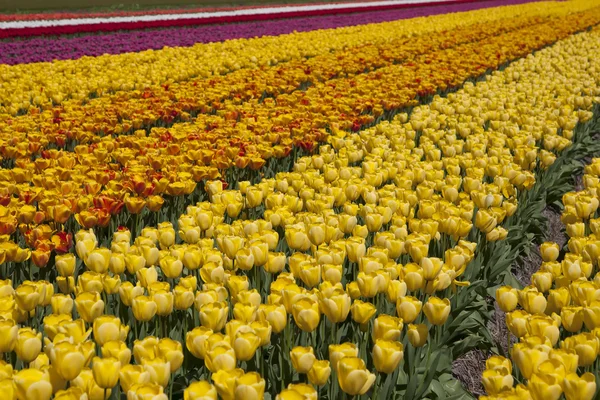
[{"xmin": 3, "ymin": 0, "xmax": 600, "ymax": 398}]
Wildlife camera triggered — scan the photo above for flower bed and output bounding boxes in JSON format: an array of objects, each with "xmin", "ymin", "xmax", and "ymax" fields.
[
  {"xmin": 0, "ymin": 2, "xmax": 600, "ymax": 400},
  {"xmin": 0, "ymin": 0, "xmax": 537, "ymax": 65}
]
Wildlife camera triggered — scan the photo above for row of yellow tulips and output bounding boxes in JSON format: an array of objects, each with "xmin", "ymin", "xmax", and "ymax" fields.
[
  {"xmin": 3, "ymin": 6, "xmax": 600, "ymax": 266},
  {"xmin": 0, "ymin": 0, "xmax": 590, "ymax": 113},
  {"xmin": 0, "ymin": 13, "xmax": 547, "ymax": 152}
]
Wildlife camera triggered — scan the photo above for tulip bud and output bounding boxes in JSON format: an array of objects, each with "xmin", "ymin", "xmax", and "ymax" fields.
[
  {"xmin": 290, "ymin": 346, "xmax": 316, "ymax": 374},
  {"xmin": 132, "ymin": 296, "xmax": 158, "ymax": 322},
  {"xmin": 407, "ymin": 323, "xmax": 428, "ymax": 347},
  {"xmin": 295, "ymin": 361, "xmax": 322, "ymax": 388},
  {"xmin": 16, "ymin": 327, "xmax": 42, "ymax": 363},
  {"xmin": 55, "ymin": 253, "xmax": 76, "ymax": 277},
  {"xmin": 53, "ymin": 341, "xmax": 85, "ymax": 381},
  {"xmin": 350, "ymin": 300, "xmax": 376, "ymax": 325},
  {"xmin": 75, "ymin": 291, "xmax": 105, "ymax": 323},
  {"xmin": 396, "ymin": 296, "xmax": 422, "ymax": 324},
  {"xmin": 540, "ymin": 242, "xmax": 560, "ymax": 262},
  {"xmin": 205, "ymin": 344, "xmax": 236, "ymax": 373},
  {"xmin": 292, "ymin": 298, "xmax": 320, "ymax": 332},
  {"xmin": 373, "ymin": 339, "xmax": 404, "ymax": 374},
  {"xmin": 337, "ymin": 357, "xmax": 376, "ymax": 396},
  {"xmin": 120, "ymin": 364, "xmax": 151, "ymax": 393},
  {"xmin": 103, "ymin": 340, "xmax": 132, "ymax": 367},
  {"xmin": 496, "ymin": 286, "xmax": 518, "ymax": 312},
  {"xmin": 423, "ymin": 297, "xmax": 451, "ymax": 326}
]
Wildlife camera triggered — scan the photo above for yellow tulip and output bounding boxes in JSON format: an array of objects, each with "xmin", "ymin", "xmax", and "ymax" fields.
[
  {"xmin": 235, "ymin": 248, "xmax": 254, "ymax": 271},
  {"xmin": 286, "ymin": 383, "xmax": 317, "ymax": 400},
  {"xmin": 119, "ymin": 364, "xmax": 151, "ymax": 393},
  {"xmin": 290, "ymin": 346, "xmax": 316, "ymax": 374},
  {"xmin": 13, "ymin": 368, "xmax": 52, "ymax": 400},
  {"xmin": 357, "ymin": 271, "xmax": 388, "ymax": 297},
  {"xmin": 92, "ymin": 356, "xmax": 121, "ymax": 389},
  {"xmin": 211, "ymin": 369, "xmax": 244, "ymax": 400},
  {"xmin": 75, "ymin": 291, "xmax": 105, "ymax": 323},
  {"xmin": 481, "ymin": 368, "xmax": 513, "ymax": 395},
  {"xmin": 265, "ymin": 252, "xmax": 286, "ymax": 274},
  {"xmin": 14, "ymin": 283, "xmax": 40, "ymax": 312},
  {"xmin": 402, "ymin": 263, "xmax": 425, "ymax": 291},
  {"xmin": 307, "ymin": 360, "xmax": 331, "ymax": 386},
  {"xmin": 133, "ymin": 336, "xmax": 159, "ymax": 364},
  {"xmin": 118, "ymin": 282, "xmax": 144, "ymax": 307},
  {"xmin": 205, "ymin": 344, "xmax": 237, "ymax": 373},
  {"xmin": 540, "ymin": 242, "xmax": 560, "ymax": 262},
  {"xmin": 174, "ymin": 285, "xmax": 195, "ymax": 310},
  {"xmin": 563, "ymin": 372, "xmax": 597, "ymax": 400},
  {"xmin": 186, "ymin": 327, "xmax": 213, "ymax": 359},
  {"xmin": 396, "ymin": 296, "xmax": 422, "ymax": 323},
  {"xmin": 54, "ymin": 386, "xmax": 88, "ymax": 400},
  {"xmin": 423, "ymin": 297, "xmax": 451, "ymax": 326},
  {"xmin": 157, "ymin": 338, "xmax": 184, "ymax": 373},
  {"xmin": 93, "ymin": 315, "xmax": 125, "ymax": 346},
  {"xmin": 159, "ymin": 256, "xmax": 183, "ymax": 279},
  {"xmin": 519, "ymin": 287, "xmax": 547, "ymax": 314},
  {"xmin": 184, "ymin": 380, "xmax": 218, "ymax": 400},
  {"xmin": 292, "ymin": 298, "xmax": 320, "ymax": 332},
  {"xmin": 496, "ymin": 286, "xmax": 518, "ymax": 312},
  {"xmin": 85, "ymin": 248, "xmax": 111, "ymax": 274},
  {"xmin": 16, "ymin": 327, "xmax": 41, "ymax": 363},
  {"xmin": 526, "ymin": 315, "xmax": 560, "ymax": 346},
  {"xmin": 68, "ymin": 368, "xmax": 97, "ymax": 398},
  {"xmin": 233, "ymin": 303, "xmax": 257, "ymax": 324},
  {"xmin": 319, "ymin": 290, "xmax": 350, "ymax": 323},
  {"xmin": 233, "ymin": 332, "xmax": 261, "ymax": 362},
  {"xmin": 329, "ymin": 342, "xmax": 358, "ymax": 372},
  {"xmin": 407, "ymin": 323, "xmax": 428, "ymax": 347},
  {"xmin": 337, "ymin": 357, "xmax": 376, "ymax": 396},
  {"xmin": 132, "ymin": 296, "xmax": 158, "ymax": 322},
  {"xmin": 527, "ymin": 373, "xmax": 562, "ymax": 400},
  {"xmin": 511, "ymin": 343, "xmax": 549, "ymax": 379},
  {"xmin": 102, "ymin": 340, "xmax": 132, "ymax": 367},
  {"xmin": 199, "ymin": 302, "xmax": 228, "ymax": 331},
  {"xmin": 506, "ymin": 310, "xmax": 529, "ymax": 338},
  {"xmin": 350, "ymin": 300, "xmax": 376, "ymax": 325},
  {"xmin": 0, "ymin": 317, "xmax": 17, "ymax": 352},
  {"xmin": 275, "ymin": 389, "xmax": 306, "ymax": 400},
  {"xmin": 561, "ymin": 306, "xmax": 584, "ymax": 333},
  {"xmin": 0, "ymin": 360, "xmax": 12, "ymax": 380},
  {"xmin": 142, "ymin": 356, "xmax": 171, "ymax": 387},
  {"xmin": 234, "ymin": 372, "xmax": 265, "ymax": 400},
  {"xmin": 548, "ymin": 348, "xmax": 579, "ymax": 374},
  {"xmin": 583, "ymin": 301, "xmax": 600, "ymax": 330},
  {"xmin": 221, "ymin": 236, "xmax": 245, "ymax": 259},
  {"xmin": 373, "ymin": 339, "xmax": 404, "ymax": 374},
  {"xmin": 127, "ymin": 382, "xmax": 165, "ymax": 400},
  {"xmin": 561, "ymin": 333, "xmax": 599, "ymax": 367},
  {"xmin": 546, "ymin": 287, "xmax": 570, "ymax": 314},
  {"xmin": 53, "ymin": 341, "xmax": 86, "ymax": 381},
  {"xmin": 257, "ymin": 304, "xmax": 286, "ymax": 333},
  {"xmin": 55, "ymin": 253, "xmax": 76, "ymax": 277},
  {"xmin": 372, "ymin": 314, "xmax": 402, "ymax": 341},
  {"xmin": 421, "ymin": 257, "xmax": 444, "ymax": 280}
]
